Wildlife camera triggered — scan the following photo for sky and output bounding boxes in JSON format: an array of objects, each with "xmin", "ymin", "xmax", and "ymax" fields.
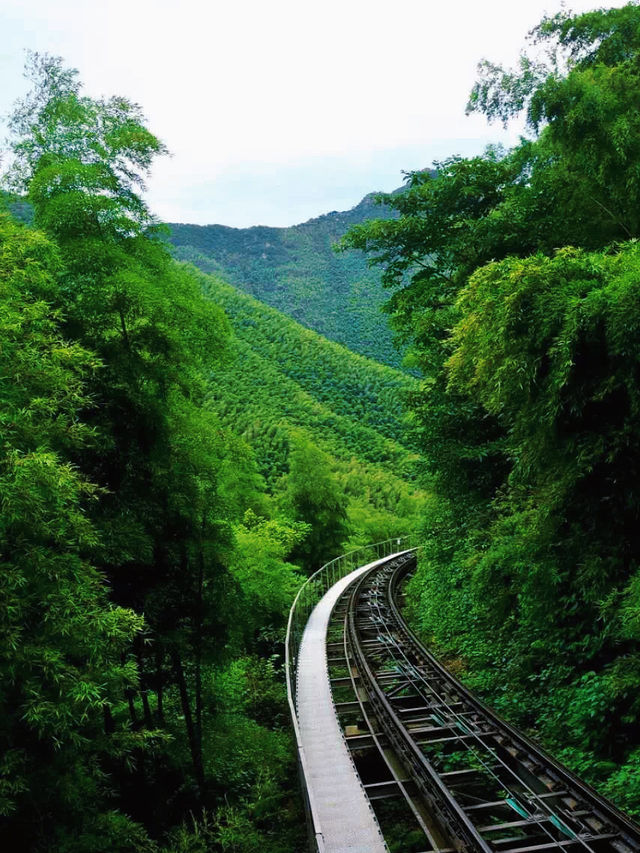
[{"xmin": 0, "ymin": 0, "xmax": 630, "ymax": 227}]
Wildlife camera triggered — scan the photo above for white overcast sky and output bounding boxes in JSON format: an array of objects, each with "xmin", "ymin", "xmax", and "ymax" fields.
[{"xmin": 0, "ymin": 0, "xmax": 630, "ymax": 227}]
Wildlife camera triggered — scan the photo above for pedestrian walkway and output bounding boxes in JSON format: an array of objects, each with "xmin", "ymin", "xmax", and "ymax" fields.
[{"xmin": 295, "ymin": 555, "xmax": 405, "ymax": 852}]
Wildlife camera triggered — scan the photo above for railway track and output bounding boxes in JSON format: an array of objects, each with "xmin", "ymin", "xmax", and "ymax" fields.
[{"xmin": 323, "ymin": 551, "xmax": 640, "ymax": 853}]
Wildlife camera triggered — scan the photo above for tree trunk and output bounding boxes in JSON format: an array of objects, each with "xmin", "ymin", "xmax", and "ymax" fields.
[
  {"xmin": 171, "ymin": 645, "xmax": 205, "ymax": 796},
  {"xmin": 126, "ymin": 686, "xmax": 138, "ymax": 727},
  {"xmin": 155, "ymin": 644, "xmax": 165, "ymax": 724},
  {"xmin": 103, "ymin": 703, "xmax": 115, "ymax": 735},
  {"xmin": 136, "ymin": 636, "xmax": 153, "ymax": 728},
  {"xmin": 194, "ymin": 522, "xmax": 205, "ymax": 751}
]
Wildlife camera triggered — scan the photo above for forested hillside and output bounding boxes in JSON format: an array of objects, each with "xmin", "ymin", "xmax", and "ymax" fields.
[
  {"xmin": 5, "ymin": 3, "xmax": 640, "ymax": 849},
  {"xmin": 167, "ymin": 191, "xmax": 406, "ymax": 369},
  {"xmin": 199, "ymin": 271, "xmax": 416, "ymax": 462},
  {"xmin": 343, "ymin": 1, "xmax": 640, "ymax": 820},
  {"xmin": 0, "ymin": 53, "xmax": 423, "ymax": 853},
  {"xmin": 197, "ymin": 269, "xmax": 425, "ymax": 555}
]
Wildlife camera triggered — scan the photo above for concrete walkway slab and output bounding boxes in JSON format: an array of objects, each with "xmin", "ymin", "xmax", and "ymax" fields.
[{"xmin": 296, "ymin": 555, "xmax": 406, "ymax": 852}]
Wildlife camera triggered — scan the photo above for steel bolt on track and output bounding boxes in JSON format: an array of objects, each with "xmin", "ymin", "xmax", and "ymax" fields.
[{"xmin": 321, "ymin": 551, "xmax": 640, "ymax": 853}]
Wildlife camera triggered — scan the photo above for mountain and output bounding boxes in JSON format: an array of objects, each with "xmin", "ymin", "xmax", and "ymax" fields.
[
  {"xmin": 6, "ymin": 185, "xmax": 412, "ymax": 369},
  {"xmin": 167, "ymin": 191, "xmax": 404, "ymax": 369},
  {"xmin": 192, "ymin": 267, "xmax": 426, "ymax": 541}
]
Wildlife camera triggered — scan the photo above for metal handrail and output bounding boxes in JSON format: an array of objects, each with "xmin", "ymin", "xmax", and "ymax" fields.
[{"xmin": 284, "ymin": 535, "xmax": 418, "ymax": 852}]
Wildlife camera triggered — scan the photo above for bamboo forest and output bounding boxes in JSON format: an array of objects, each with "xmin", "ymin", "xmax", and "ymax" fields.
[{"xmin": 2, "ymin": 3, "xmax": 640, "ymax": 851}]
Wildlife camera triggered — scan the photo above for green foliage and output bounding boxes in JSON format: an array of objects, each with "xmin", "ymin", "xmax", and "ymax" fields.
[
  {"xmin": 448, "ymin": 246, "xmax": 640, "ymax": 474},
  {"xmin": 162, "ymin": 657, "xmax": 304, "ymax": 853},
  {"xmin": 0, "ymin": 213, "xmax": 149, "ymax": 848},
  {"xmin": 199, "ymin": 269, "xmax": 416, "ymax": 449},
  {"xmin": 7, "ymin": 52, "xmax": 165, "ymax": 222},
  {"xmin": 2, "ymin": 54, "xmax": 276, "ymax": 850},
  {"xmin": 345, "ymin": 2, "xmax": 640, "ymax": 821},
  {"xmin": 440, "ymin": 245, "xmax": 640, "ymax": 714},
  {"xmin": 341, "ymin": 152, "xmax": 513, "ymax": 516},
  {"xmin": 602, "ymin": 748, "xmax": 640, "ymax": 820},
  {"xmin": 1, "ymin": 51, "xmax": 422, "ymax": 851},
  {"xmin": 167, "ymin": 190, "xmax": 407, "ymax": 370},
  {"xmin": 468, "ymin": 3, "xmax": 640, "ymax": 243},
  {"xmin": 229, "ymin": 512, "xmax": 305, "ymax": 642},
  {"xmin": 195, "ymin": 268, "xmax": 426, "ymax": 546},
  {"xmin": 281, "ymin": 434, "xmax": 349, "ymax": 573}
]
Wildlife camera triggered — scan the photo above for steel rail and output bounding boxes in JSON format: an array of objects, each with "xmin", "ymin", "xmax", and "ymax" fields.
[
  {"xmin": 347, "ymin": 555, "xmax": 494, "ymax": 852},
  {"xmin": 385, "ymin": 560, "xmax": 640, "ymax": 851},
  {"xmin": 290, "ymin": 546, "xmax": 640, "ymax": 852},
  {"xmin": 370, "ymin": 567, "xmax": 578, "ymax": 852},
  {"xmin": 367, "ymin": 564, "xmax": 585, "ymax": 853},
  {"xmin": 341, "ymin": 553, "xmax": 640, "ymax": 853},
  {"xmin": 335, "ymin": 583, "xmax": 445, "ymax": 849}
]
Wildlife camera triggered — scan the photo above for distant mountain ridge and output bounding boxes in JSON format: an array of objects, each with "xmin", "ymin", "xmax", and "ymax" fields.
[
  {"xmin": 192, "ymin": 268, "xmax": 425, "ymax": 540},
  {"xmin": 6, "ymin": 184, "xmax": 414, "ymax": 369},
  {"xmin": 167, "ymin": 188, "xmax": 405, "ymax": 369}
]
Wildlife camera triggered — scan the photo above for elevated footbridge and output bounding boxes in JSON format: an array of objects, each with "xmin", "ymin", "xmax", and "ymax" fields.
[{"xmin": 286, "ymin": 542, "xmax": 640, "ymax": 853}]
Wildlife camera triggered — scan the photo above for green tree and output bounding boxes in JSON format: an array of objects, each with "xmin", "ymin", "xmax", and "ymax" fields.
[
  {"xmin": 343, "ymin": 1, "xmax": 640, "ymax": 816},
  {"xmin": 440, "ymin": 244, "xmax": 640, "ymax": 808},
  {"xmin": 228, "ymin": 511, "xmax": 306, "ymax": 647},
  {"xmin": 6, "ymin": 52, "xmax": 235, "ymax": 815},
  {"xmin": 468, "ymin": 3, "xmax": 640, "ymax": 245},
  {"xmin": 0, "ymin": 213, "xmax": 153, "ymax": 850},
  {"xmin": 340, "ymin": 152, "xmax": 515, "ymax": 530},
  {"xmin": 282, "ymin": 434, "xmax": 349, "ymax": 573}
]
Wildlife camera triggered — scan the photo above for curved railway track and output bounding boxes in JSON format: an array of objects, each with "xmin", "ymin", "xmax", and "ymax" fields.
[{"xmin": 312, "ymin": 550, "xmax": 640, "ymax": 853}]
